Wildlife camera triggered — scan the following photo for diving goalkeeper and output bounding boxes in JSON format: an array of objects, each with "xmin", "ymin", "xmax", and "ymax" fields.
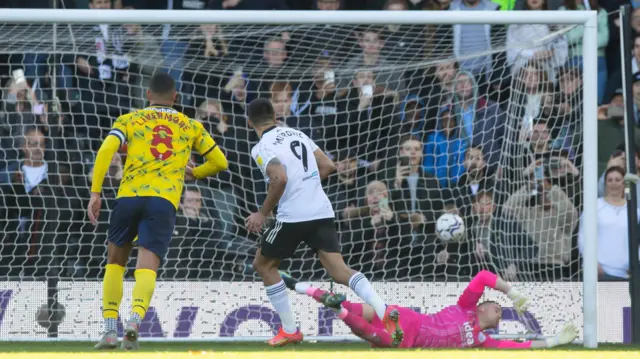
[{"xmin": 281, "ymin": 270, "xmax": 578, "ymax": 349}]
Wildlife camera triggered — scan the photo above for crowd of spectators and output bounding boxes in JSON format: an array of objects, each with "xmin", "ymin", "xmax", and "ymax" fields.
[{"xmin": 0, "ymin": 0, "xmax": 638, "ymax": 283}]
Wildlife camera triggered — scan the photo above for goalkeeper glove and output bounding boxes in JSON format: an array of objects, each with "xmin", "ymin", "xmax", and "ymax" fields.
[
  {"xmin": 545, "ymin": 323, "xmax": 579, "ymax": 348},
  {"xmin": 507, "ymin": 288, "xmax": 529, "ymax": 315}
]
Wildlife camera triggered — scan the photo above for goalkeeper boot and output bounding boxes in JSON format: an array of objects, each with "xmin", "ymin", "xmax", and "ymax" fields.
[
  {"xmin": 121, "ymin": 321, "xmax": 140, "ymax": 350},
  {"xmin": 322, "ymin": 293, "xmax": 346, "ymax": 310},
  {"xmin": 279, "ymin": 271, "xmax": 298, "ymax": 291},
  {"xmin": 267, "ymin": 327, "xmax": 304, "ymax": 347},
  {"xmin": 94, "ymin": 331, "xmax": 118, "ymax": 350},
  {"xmin": 383, "ymin": 307, "xmax": 404, "ymax": 347}
]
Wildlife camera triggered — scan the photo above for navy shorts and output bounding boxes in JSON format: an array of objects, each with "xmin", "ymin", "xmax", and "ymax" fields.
[{"xmin": 107, "ymin": 196, "xmax": 177, "ymax": 260}]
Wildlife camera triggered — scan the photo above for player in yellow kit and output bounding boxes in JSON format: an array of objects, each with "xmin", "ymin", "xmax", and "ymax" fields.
[{"xmin": 87, "ymin": 73, "xmax": 228, "ymax": 350}]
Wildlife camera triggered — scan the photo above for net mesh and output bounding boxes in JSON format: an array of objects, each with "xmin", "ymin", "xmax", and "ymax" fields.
[{"xmin": 0, "ymin": 17, "xmax": 590, "ymax": 340}]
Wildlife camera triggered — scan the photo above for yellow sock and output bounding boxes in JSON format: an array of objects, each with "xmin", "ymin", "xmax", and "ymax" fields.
[
  {"xmin": 130, "ymin": 269, "xmax": 157, "ymax": 321},
  {"xmin": 102, "ymin": 264, "xmax": 125, "ymax": 320}
]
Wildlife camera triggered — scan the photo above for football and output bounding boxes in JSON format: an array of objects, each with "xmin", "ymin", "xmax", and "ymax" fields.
[{"xmin": 436, "ymin": 213, "xmax": 465, "ymax": 242}]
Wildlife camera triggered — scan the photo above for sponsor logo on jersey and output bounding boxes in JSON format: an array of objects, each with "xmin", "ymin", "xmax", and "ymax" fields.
[
  {"xmin": 302, "ymin": 171, "xmax": 319, "ymax": 181},
  {"xmin": 463, "ymin": 321, "xmax": 475, "ymax": 345},
  {"xmin": 256, "ymin": 155, "xmax": 264, "ymax": 167}
]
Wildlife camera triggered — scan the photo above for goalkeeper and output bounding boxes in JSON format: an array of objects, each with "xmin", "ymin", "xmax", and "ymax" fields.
[{"xmin": 281, "ymin": 270, "xmax": 578, "ymax": 349}]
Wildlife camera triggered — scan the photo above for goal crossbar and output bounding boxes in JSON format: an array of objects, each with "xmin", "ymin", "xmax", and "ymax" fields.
[{"xmin": 0, "ymin": 9, "xmax": 597, "ymax": 25}]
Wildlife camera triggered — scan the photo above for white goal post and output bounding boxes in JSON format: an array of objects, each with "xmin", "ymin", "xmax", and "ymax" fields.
[{"xmin": 0, "ymin": 9, "xmax": 598, "ymax": 348}]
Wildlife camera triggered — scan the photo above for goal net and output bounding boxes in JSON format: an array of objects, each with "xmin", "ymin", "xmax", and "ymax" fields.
[{"xmin": 0, "ymin": 10, "xmax": 603, "ymax": 344}]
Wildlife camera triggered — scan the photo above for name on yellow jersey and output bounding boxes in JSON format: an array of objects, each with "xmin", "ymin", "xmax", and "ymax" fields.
[{"xmin": 135, "ymin": 110, "xmax": 191, "ymax": 132}]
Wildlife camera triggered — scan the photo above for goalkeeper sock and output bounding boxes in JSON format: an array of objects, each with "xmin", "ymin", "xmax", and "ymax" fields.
[
  {"xmin": 102, "ymin": 264, "xmax": 125, "ymax": 332},
  {"xmin": 265, "ymin": 280, "xmax": 297, "ymax": 334},
  {"xmin": 348, "ymin": 272, "xmax": 386, "ymax": 320},
  {"xmin": 339, "ymin": 307, "xmax": 394, "ymax": 347},
  {"xmin": 129, "ymin": 269, "xmax": 157, "ymax": 325}
]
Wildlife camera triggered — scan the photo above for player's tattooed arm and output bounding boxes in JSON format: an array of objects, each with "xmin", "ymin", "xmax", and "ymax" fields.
[{"xmin": 260, "ymin": 158, "xmax": 288, "ymax": 216}]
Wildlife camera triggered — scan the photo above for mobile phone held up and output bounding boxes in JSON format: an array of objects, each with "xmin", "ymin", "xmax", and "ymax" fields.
[
  {"xmin": 361, "ymin": 84, "xmax": 373, "ymax": 98},
  {"xmin": 324, "ymin": 70, "xmax": 335, "ymax": 85},
  {"xmin": 399, "ymin": 156, "xmax": 410, "ymax": 167},
  {"xmin": 12, "ymin": 69, "xmax": 26, "ymax": 85}
]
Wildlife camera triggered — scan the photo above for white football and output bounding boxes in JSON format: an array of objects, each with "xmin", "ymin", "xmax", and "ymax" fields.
[{"xmin": 436, "ymin": 213, "xmax": 465, "ymax": 242}]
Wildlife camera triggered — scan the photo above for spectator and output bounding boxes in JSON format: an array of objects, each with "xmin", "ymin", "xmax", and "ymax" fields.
[
  {"xmin": 164, "ymin": 185, "xmax": 217, "ymax": 280},
  {"xmin": 455, "ymin": 146, "xmax": 495, "ymax": 213},
  {"xmin": 63, "ymin": 0, "xmax": 136, "ymax": 145},
  {"xmin": 289, "ymin": 0, "xmax": 355, "ymax": 66},
  {"xmin": 222, "ymin": 70, "xmax": 251, "ymax": 118},
  {"xmin": 248, "ymin": 36, "xmax": 290, "ymax": 98},
  {"xmin": 351, "ymin": 180, "xmax": 412, "ymax": 279},
  {"xmin": 381, "ymin": 0, "xmax": 425, "ymax": 64},
  {"xmin": 411, "ymin": 60, "xmax": 459, "ymax": 128},
  {"xmin": 597, "ymin": 147, "xmax": 640, "ymax": 211},
  {"xmin": 510, "ymin": 62, "xmax": 552, "ymax": 142},
  {"xmin": 579, "ymin": 166, "xmax": 640, "ymax": 281},
  {"xmin": 385, "ymin": 135, "xmax": 443, "ymax": 236},
  {"xmin": 448, "ymin": 0, "xmax": 500, "ymax": 83},
  {"xmin": 0, "ymin": 127, "xmax": 58, "ymax": 277},
  {"xmin": 467, "ymin": 190, "xmax": 494, "ymax": 272},
  {"xmin": 451, "ymin": 71, "xmax": 506, "ymax": 171},
  {"xmin": 506, "ymin": 0, "xmax": 568, "ymax": 82},
  {"xmin": 545, "ymin": 66, "xmax": 582, "ymax": 157},
  {"xmin": 183, "ymin": 24, "xmax": 229, "ymax": 105},
  {"xmin": 1, "ymin": 78, "xmax": 47, "ymax": 164},
  {"xmin": 473, "ymin": 191, "xmax": 538, "ymax": 282},
  {"xmin": 326, "ymin": 150, "xmax": 368, "ymax": 268},
  {"xmin": 383, "ymin": 93, "xmax": 428, "ymax": 160},
  {"xmin": 547, "ymin": 149, "xmax": 582, "ymax": 211},
  {"xmin": 559, "ymin": 0, "xmax": 609, "ymax": 104},
  {"xmin": 292, "ymin": 55, "xmax": 348, "ymax": 152},
  {"xmin": 513, "ymin": 119, "xmax": 557, "ymax": 186},
  {"xmin": 270, "ymin": 82, "xmax": 312, "ymax": 137},
  {"xmin": 1, "ymin": 127, "xmax": 49, "ymax": 191},
  {"xmin": 555, "ymin": 66, "xmax": 583, "ymax": 133},
  {"xmin": 503, "ymin": 177, "xmax": 578, "ymax": 280},
  {"xmin": 194, "ymin": 99, "xmax": 242, "ymax": 241},
  {"xmin": 339, "ymin": 27, "xmax": 406, "ymax": 96},
  {"xmin": 343, "ymin": 69, "xmax": 396, "ymax": 161},
  {"xmin": 327, "ymin": 149, "xmax": 368, "ymax": 223},
  {"xmin": 632, "ymin": 73, "xmax": 640, "ymax": 126},
  {"xmin": 424, "ymin": 104, "xmax": 467, "ymax": 188},
  {"xmin": 263, "ymin": 37, "xmax": 288, "ymax": 70},
  {"xmin": 605, "ymin": 36, "xmax": 640, "ymax": 104},
  {"xmin": 633, "ymin": 35, "xmax": 640, "ymax": 74},
  {"xmin": 121, "ymin": 14, "xmax": 162, "ymax": 79}
]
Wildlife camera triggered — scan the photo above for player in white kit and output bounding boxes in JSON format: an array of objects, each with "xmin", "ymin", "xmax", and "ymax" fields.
[{"xmin": 244, "ymin": 98, "xmax": 389, "ymax": 347}]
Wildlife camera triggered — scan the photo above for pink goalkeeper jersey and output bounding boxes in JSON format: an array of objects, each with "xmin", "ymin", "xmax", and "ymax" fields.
[{"xmin": 408, "ymin": 271, "xmax": 532, "ymax": 349}]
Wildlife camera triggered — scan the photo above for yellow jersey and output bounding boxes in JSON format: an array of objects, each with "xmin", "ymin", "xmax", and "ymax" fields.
[{"xmin": 108, "ymin": 106, "xmax": 217, "ymax": 209}]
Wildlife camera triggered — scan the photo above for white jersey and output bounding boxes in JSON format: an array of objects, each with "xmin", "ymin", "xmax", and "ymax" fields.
[{"xmin": 251, "ymin": 127, "xmax": 335, "ymax": 223}]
